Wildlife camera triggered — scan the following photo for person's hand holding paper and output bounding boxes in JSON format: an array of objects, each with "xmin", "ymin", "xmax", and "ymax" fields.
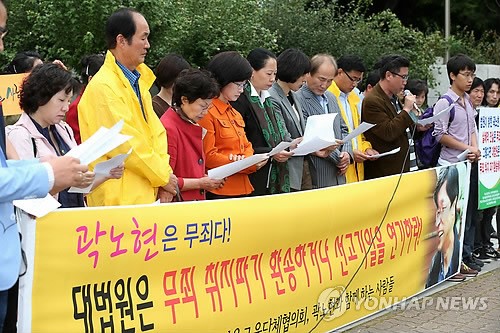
[
  {"xmin": 353, "ymin": 147, "xmax": 380, "ymax": 162},
  {"xmin": 335, "ymin": 122, "xmax": 375, "ymax": 145},
  {"xmin": 68, "ymin": 149, "xmax": 131, "ymax": 194},
  {"xmin": 417, "ymin": 104, "xmax": 454, "ymax": 126},
  {"xmin": 368, "ymin": 147, "xmax": 401, "ymax": 158},
  {"xmin": 269, "ymin": 141, "xmax": 294, "ymax": 163},
  {"xmin": 208, "ymin": 154, "xmax": 269, "ymax": 179},
  {"xmin": 292, "ymin": 113, "xmax": 339, "ymax": 156}
]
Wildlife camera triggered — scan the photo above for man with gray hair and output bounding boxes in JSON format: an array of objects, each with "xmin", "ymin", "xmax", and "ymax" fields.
[{"xmin": 295, "ymin": 54, "xmax": 352, "ymax": 188}]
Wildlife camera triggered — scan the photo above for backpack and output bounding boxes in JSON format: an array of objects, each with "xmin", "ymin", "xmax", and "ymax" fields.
[{"xmin": 414, "ymin": 95, "xmax": 455, "ymax": 168}]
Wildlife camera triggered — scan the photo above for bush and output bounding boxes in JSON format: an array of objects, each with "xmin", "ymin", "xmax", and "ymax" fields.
[
  {"xmin": 3, "ymin": 0, "xmax": 494, "ymax": 86},
  {"xmin": 264, "ymin": 0, "xmax": 446, "ymax": 85},
  {"xmin": 449, "ymin": 29, "xmax": 500, "ymax": 65},
  {"xmin": 0, "ymin": 0, "xmax": 277, "ymax": 71}
]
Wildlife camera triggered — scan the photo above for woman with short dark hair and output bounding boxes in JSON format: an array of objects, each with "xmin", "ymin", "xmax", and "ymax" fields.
[
  {"xmin": 269, "ymin": 48, "xmax": 312, "ymax": 191},
  {"xmin": 198, "ymin": 51, "xmax": 267, "ymax": 199},
  {"xmin": 3, "ymin": 50, "xmax": 42, "ymax": 74},
  {"xmin": 153, "ymin": 54, "xmax": 190, "ymax": 118},
  {"xmin": 468, "ymin": 77, "xmax": 485, "ymax": 109},
  {"xmin": 231, "ymin": 48, "xmax": 294, "ymax": 195},
  {"xmin": 6, "ymin": 63, "xmax": 123, "ymax": 207},
  {"xmin": 159, "ymin": 69, "xmax": 224, "ymax": 201},
  {"xmin": 405, "ymin": 79, "xmax": 429, "ymax": 109}
]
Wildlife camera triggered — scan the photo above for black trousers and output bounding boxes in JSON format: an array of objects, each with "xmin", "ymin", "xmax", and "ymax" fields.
[{"xmin": 2, "ymin": 280, "xmax": 18, "ymax": 333}]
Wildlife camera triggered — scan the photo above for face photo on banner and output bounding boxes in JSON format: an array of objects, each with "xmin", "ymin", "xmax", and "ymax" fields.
[{"xmin": 425, "ymin": 163, "xmax": 469, "ymax": 288}]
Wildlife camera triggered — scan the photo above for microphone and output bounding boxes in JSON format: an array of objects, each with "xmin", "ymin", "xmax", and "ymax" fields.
[{"xmin": 404, "ymin": 90, "xmax": 422, "ymax": 113}]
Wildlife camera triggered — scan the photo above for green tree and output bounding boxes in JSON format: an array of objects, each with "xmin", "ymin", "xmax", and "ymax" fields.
[
  {"xmin": 1, "ymin": 0, "xmax": 494, "ymax": 82},
  {"xmin": 264, "ymin": 0, "xmax": 446, "ymax": 83},
  {"xmin": 1, "ymin": 0, "xmax": 276, "ymax": 71},
  {"xmin": 365, "ymin": 0, "xmax": 499, "ymax": 38}
]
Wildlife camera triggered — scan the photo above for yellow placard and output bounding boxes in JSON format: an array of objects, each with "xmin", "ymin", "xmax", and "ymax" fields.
[
  {"xmin": 0, "ymin": 73, "xmax": 27, "ymax": 116},
  {"xmin": 22, "ymin": 164, "xmax": 469, "ymax": 333}
]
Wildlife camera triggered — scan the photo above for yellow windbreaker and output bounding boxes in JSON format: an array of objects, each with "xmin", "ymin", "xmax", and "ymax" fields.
[{"xmin": 78, "ymin": 51, "xmax": 172, "ymax": 206}]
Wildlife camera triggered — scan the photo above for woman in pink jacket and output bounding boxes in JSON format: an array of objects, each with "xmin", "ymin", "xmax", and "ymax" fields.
[{"xmin": 7, "ymin": 63, "xmax": 123, "ymax": 207}]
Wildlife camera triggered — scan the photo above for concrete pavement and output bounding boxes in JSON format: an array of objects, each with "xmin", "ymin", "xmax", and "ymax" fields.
[{"xmin": 341, "ymin": 238, "xmax": 500, "ymax": 332}]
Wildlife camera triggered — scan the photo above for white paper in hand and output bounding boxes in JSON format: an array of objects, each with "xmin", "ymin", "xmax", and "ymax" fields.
[
  {"xmin": 66, "ymin": 119, "xmax": 131, "ymax": 165},
  {"xmin": 340, "ymin": 122, "xmax": 375, "ymax": 143},
  {"xmin": 292, "ymin": 113, "xmax": 338, "ymax": 156},
  {"xmin": 268, "ymin": 141, "xmax": 293, "ymax": 157},
  {"xmin": 457, "ymin": 149, "xmax": 470, "ymax": 161},
  {"xmin": 369, "ymin": 147, "xmax": 401, "ymax": 158},
  {"xmin": 68, "ymin": 149, "xmax": 131, "ymax": 194},
  {"xmin": 207, "ymin": 154, "xmax": 269, "ymax": 180},
  {"xmin": 13, "ymin": 194, "xmax": 61, "ymax": 218},
  {"xmin": 417, "ymin": 104, "xmax": 454, "ymax": 126}
]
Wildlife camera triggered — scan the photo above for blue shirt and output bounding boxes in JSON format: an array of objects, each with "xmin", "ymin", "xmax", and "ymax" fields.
[
  {"xmin": 315, "ymin": 94, "xmax": 329, "ymax": 114},
  {"xmin": 116, "ymin": 61, "xmax": 145, "ymax": 118},
  {"xmin": 0, "ymin": 153, "xmax": 50, "ymax": 290}
]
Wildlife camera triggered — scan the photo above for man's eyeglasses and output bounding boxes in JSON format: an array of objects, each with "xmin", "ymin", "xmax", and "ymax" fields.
[
  {"xmin": 344, "ymin": 71, "xmax": 362, "ymax": 84},
  {"xmin": 232, "ymin": 81, "xmax": 247, "ymax": 89},
  {"xmin": 0, "ymin": 26, "xmax": 8, "ymax": 40},
  {"xmin": 458, "ymin": 72, "xmax": 476, "ymax": 80},
  {"xmin": 390, "ymin": 72, "xmax": 409, "ymax": 81}
]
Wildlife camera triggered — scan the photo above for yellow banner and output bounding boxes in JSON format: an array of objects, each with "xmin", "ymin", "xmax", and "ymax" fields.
[
  {"xmin": 20, "ymin": 163, "xmax": 469, "ymax": 332},
  {"xmin": 0, "ymin": 73, "xmax": 27, "ymax": 115}
]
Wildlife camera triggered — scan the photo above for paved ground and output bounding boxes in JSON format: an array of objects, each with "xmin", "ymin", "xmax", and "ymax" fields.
[{"xmin": 341, "ymin": 238, "xmax": 500, "ymax": 333}]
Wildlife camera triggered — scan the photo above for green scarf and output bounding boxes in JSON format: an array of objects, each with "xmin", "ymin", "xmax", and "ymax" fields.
[{"xmin": 245, "ymin": 85, "xmax": 290, "ymax": 194}]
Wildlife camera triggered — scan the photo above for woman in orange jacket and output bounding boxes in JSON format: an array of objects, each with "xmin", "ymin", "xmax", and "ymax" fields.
[{"xmin": 198, "ymin": 51, "xmax": 267, "ymax": 199}]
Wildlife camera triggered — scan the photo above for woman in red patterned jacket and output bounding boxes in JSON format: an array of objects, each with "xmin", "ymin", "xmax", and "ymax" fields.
[{"xmin": 160, "ymin": 68, "xmax": 225, "ymax": 201}]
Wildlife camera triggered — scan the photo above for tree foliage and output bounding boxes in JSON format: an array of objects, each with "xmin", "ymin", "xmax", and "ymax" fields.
[
  {"xmin": 0, "ymin": 0, "xmax": 276, "ymax": 70},
  {"xmin": 366, "ymin": 0, "xmax": 499, "ymax": 39},
  {"xmin": 449, "ymin": 30, "xmax": 500, "ymax": 65},
  {"xmin": 264, "ymin": 0, "xmax": 446, "ymax": 83}
]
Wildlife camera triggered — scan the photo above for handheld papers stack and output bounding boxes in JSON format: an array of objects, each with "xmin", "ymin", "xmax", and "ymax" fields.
[
  {"xmin": 208, "ymin": 141, "xmax": 293, "ymax": 180},
  {"xmin": 13, "ymin": 120, "xmax": 132, "ymax": 217},
  {"xmin": 292, "ymin": 113, "xmax": 338, "ymax": 156},
  {"xmin": 66, "ymin": 119, "xmax": 131, "ymax": 165},
  {"xmin": 68, "ymin": 149, "xmax": 131, "ymax": 194}
]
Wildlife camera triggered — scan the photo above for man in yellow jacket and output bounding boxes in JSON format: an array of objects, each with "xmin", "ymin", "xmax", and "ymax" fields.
[
  {"xmin": 79, "ymin": 8, "xmax": 177, "ymax": 206},
  {"xmin": 328, "ymin": 55, "xmax": 378, "ymax": 182}
]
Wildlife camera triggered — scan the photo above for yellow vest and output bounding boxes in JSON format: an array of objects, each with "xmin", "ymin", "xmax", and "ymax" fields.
[{"xmin": 328, "ymin": 82, "xmax": 372, "ymax": 182}]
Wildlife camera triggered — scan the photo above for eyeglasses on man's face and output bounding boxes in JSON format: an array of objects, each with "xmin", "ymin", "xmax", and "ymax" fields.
[
  {"xmin": 0, "ymin": 26, "xmax": 8, "ymax": 40},
  {"xmin": 390, "ymin": 71, "xmax": 409, "ymax": 81},
  {"xmin": 458, "ymin": 71, "xmax": 476, "ymax": 80},
  {"xmin": 344, "ymin": 71, "xmax": 363, "ymax": 84}
]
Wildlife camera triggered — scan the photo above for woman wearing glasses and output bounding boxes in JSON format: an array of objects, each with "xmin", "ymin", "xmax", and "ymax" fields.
[
  {"xmin": 159, "ymin": 69, "xmax": 224, "ymax": 201},
  {"xmin": 198, "ymin": 51, "xmax": 267, "ymax": 199},
  {"xmin": 231, "ymin": 48, "xmax": 294, "ymax": 196}
]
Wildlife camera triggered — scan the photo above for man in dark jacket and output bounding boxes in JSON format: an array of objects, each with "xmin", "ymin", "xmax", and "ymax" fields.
[{"xmin": 361, "ymin": 55, "xmax": 418, "ymax": 179}]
